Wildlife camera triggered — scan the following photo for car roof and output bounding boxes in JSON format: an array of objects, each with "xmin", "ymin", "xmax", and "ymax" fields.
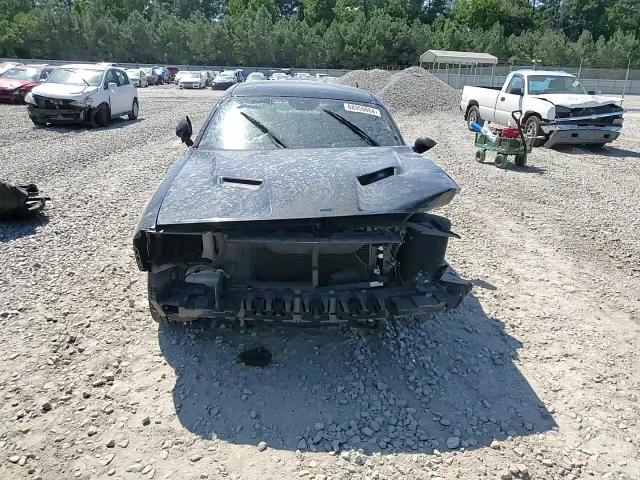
[
  {"xmin": 61, "ymin": 63, "xmax": 112, "ymax": 71},
  {"xmin": 229, "ymin": 81, "xmax": 377, "ymax": 103},
  {"xmin": 514, "ymin": 69, "xmax": 573, "ymax": 76}
]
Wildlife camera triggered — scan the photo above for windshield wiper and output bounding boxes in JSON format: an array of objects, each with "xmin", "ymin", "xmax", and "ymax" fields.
[
  {"xmin": 240, "ymin": 112, "xmax": 287, "ymax": 149},
  {"xmin": 61, "ymin": 68, "xmax": 89, "ymax": 87},
  {"xmin": 322, "ymin": 109, "xmax": 379, "ymax": 146}
]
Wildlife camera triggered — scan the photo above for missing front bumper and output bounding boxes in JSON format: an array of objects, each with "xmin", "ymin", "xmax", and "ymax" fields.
[
  {"xmin": 151, "ymin": 275, "xmax": 471, "ymax": 325},
  {"xmin": 28, "ymin": 106, "xmax": 87, "ymax": 123}
]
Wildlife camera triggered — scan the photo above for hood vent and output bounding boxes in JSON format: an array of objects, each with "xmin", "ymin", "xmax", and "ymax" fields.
[
  {"xmin": 358, "ymin": 167, "xmax": 395, "ymax": 186},
  {"xmin": 220, "ymin": 177, "xmax": 263, "ymax": 190}
]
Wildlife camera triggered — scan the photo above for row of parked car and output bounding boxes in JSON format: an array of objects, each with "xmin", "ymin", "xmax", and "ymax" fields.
[
  {"xmin": 173, "ymin": 69, "xmax": 330, "ymax": 90},
  {"xmin": 0, "ymin": 60, "xmax": 334, "ymax": 128}
]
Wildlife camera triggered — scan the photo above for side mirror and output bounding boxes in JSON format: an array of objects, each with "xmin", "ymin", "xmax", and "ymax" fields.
[
  {"xmin": 413, "ymin": 137, "xmax": 437, "ymax": 154},
  {"xmin": 107, "ymin": 81, "xmax": 117, "ymax": 91},
  {"xmin": 39, "ymin": 78, "xmax": 46, "ymax": 83},
  {"xmin": 587, "ymin": 90, "xmax": 595, "ymax": 95},
  {"xmin": 512, "ymin": 87, "xmax": 523, "ymax": 96},
  {"xmin": 176, "ymin": 116, "xmax": 193, "ymax": 147}
]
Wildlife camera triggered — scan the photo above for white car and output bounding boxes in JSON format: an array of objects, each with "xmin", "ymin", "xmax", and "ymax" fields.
[
  {"xmin": 270, "ymin": 72, "xmax": 291, "ymax": 81},
  {"xmin": 25, "ymin": 64, "xmax": 139, "ymax": 127},
  {"xmin": 461, "ymin": 70, "xmax": 625, "ymax": 147},
  {"xmin": 174, "ymin": 71, "xmax": 187, "ymax": 84},
  {"xmin": 126, "ymin": 69, "xmax": 149, "ymax": 88},
  {"xmin": 0, "ymin": 61, "xmax": 22, "ymax": 76},
  {"xmin": 178, "ymin": 72, "xmax": 206, "ymax": 89},
  {"xmin": 295, "ymin": 72, "xmax": 314, "ymax": 81},
  {"xmin": 246, "ymin": 72, "xmax": 266, "ymax": 82}
]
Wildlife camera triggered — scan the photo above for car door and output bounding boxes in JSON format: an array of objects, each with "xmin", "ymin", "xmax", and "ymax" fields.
[
  {"xmin": 108, "ymin": 70, "xmax": 130, "ymax": 115},
  {"xmin": 495, "ymin": 74, "xmax": 524, "ymax": 126}
]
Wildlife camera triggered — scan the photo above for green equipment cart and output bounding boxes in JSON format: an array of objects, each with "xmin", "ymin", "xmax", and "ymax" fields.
[{"xmin": 474, "ymin": 110, "xmax": 532, "ymax": 169}]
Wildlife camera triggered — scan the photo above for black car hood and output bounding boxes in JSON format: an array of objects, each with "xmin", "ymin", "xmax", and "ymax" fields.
[{"xmin": 154, "ymin": 146, "xmax": 458, "ymax": 226}]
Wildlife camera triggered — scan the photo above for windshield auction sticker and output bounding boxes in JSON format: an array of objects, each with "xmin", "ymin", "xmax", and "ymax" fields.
[{"xmin": 344, "ymin": 103, "xmax": 381, "ymax": 117}]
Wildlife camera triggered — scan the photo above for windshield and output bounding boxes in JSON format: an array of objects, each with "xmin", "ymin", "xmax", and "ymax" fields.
[
  {"xmin": 199, "ymin": 97, "xmax": 402, "ymax": 151},
  {"xmin": 46, "ymin": 68, "xmax": 103, "ymax": 86},
  {"xmin": 2, "ymin": 68, "xmax": 39, "ymax": 81},
  {"xmin": 528, "ymin": 75, "xmax": 588, "ymax": 95},
  {"xmin": 184, "ymin": 73, "xmax": 201, "ymax": 79},
  {"xmin": 142, "ymin": 68, "xmax": 153, "ymax": 75},
  {"xmin": 218, "ymin": 72, "xmax": 235, "ymax": 79},
  {"xmin": 126, "ymin": 70, "xmax": 140, "ymax": 77}
]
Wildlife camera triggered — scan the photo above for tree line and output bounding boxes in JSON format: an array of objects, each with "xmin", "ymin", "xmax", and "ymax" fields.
[{"xmin": 1, "ymin": 0, "xmax": 638, "ymax": 68}]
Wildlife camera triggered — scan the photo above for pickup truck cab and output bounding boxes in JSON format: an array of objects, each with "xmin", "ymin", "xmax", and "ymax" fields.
[
  {"xmin": 25, "ymin": 64, "xmax": 139, "ymax": 127},
  {"xmin": 461, "ymin": 70, "xmax": 624, "ymax": 147}
]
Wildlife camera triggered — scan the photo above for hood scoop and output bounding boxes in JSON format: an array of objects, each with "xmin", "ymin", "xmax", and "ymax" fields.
[
  {"xmin": 358, "ymin": 167, "xmax": 396, "ymax": 186},
  {"xmin": 220, "ymin": 176, "xmax": 263, "ymax": 190}
]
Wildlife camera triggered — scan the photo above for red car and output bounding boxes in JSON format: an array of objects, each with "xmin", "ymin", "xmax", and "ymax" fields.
[
  {"xmin": 0, "ymin": 65, "xmax": 55, "ymax": 103},
  {"xmin": 168, "ymin": 66, "xmax": 180, "ymax": 82}
]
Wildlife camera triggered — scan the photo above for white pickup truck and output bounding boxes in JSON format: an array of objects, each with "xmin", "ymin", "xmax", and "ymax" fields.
[{"xmin": 460, "ymin": 70, "xmax": 624, "ymax": 147}]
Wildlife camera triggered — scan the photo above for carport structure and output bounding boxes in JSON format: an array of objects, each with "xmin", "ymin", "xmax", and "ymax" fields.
[{"xmin": 419, "ymin": 50, "xmax": 498, "ymax": 89}]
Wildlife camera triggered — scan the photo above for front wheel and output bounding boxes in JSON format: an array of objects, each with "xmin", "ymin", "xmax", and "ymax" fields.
[
  {"xmin": 475, "ymin": 150, "xmax": 486, "ymax": 163},
  {"xmin": 524, "ymin": 115, "xmax": 542, "ymax": 140},
  {"xmin": 90, "ymin": 104, "xmax": 110, "ymax": 128},
  {"xmin": 514, "ymin": 154, "xmax": 527, "ymax": 167},
  {"xmin": 128, "ymin": 98, "xmax": 139, "ymax": 120},
  {"xmin": 467, "ymin": 106, "xmax": 481, "ymax": 131},
  {"xmin": 495, "ymin": 154, "xmax": 509, "ymax": 169}
]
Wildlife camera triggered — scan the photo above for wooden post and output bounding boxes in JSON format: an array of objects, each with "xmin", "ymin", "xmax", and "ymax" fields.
[{"xmin": 622, "ymin": 57, "xmax": 631, "ymax": 99}]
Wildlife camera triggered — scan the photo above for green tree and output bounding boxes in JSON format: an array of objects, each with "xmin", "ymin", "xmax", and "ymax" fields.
[{"xmin": 302, "ymin": 0, "xmax": 336, "ymax": 24}]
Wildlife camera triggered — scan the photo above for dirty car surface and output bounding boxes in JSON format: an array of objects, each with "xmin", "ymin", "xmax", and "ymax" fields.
[{"xmin": 134, "ymin": 81, "xmax": 471, "ymax": 326}]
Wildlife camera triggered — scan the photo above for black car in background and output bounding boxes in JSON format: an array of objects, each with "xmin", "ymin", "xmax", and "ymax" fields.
[{"xmin": 211, "ymin": 69, "xmax": 244, "ymax": 90}]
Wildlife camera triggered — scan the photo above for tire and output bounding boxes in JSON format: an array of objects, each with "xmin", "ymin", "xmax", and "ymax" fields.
[
  {"xmin": 128, "ymin": 98, "xmax": 139, "ymax": 120},
  {"xmin": 467, "ymin": 105, "xmax": 481, "ymax": 131},
  {"xmin": 524, "ymin": 115, "xmax": 542, "ymax": 140},
  {"xmin": 514, "ymin": 154, "xmax": 527, "ymax": 167},
  {"xmin": 475, "ymin": 150, "xmax": 486, "ymax": 163},
  {"xmin": 147, "ymin": 273, "xmax": 171, "ymax": 326},
  {"xmin": 495, "ymin": 154, "xmax": 509, "ymax": 169},
  {"xmin": 90, "ymin": 104, "xmax": 110, "ymax": 128}
]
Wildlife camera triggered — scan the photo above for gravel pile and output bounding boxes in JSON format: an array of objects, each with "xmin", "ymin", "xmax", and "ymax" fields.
[
  {"xmin": 339, "ymin": 66, "xmax": 460, "ymax": 114},
  {"xmin": 0, "ymin": 85, "xmax": 639, "ymax": 480},
  {"xmin": 338, "ymin": 69, "xmax": 393, "ymax": 93}
]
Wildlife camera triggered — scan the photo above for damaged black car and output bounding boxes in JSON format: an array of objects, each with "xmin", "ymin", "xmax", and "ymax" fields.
[{"xmin": 134, "ymin": 81, "xmax": 471, "ymax": 326}]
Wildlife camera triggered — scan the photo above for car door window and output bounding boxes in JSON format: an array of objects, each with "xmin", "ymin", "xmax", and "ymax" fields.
[
  {"xmin": 114, "ymin": 70, "xmax": 128, "ymax": 86},
  {"xmin": 506, "ymin": 75, "xmax": 524, "ymax": 95},
  {"xmin": 104, "ymin": 69, "xmax": 117, "ymax": 87}
]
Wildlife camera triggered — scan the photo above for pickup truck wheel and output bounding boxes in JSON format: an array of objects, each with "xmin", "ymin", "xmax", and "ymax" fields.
[
  {"xmin": 128, "ymin": 98, "xmax": 139, "ymax": 120},
  {"xmin": 524, "ymin": 115, "xmax": 542, "ymax": 139},
  {"xmin": 467, "ymin": 106, "xmax": 481, "ymax": 130},
  {"xmin": 475, "ymin": 150, "xmax": 486, "ymax": 163},
  {"xmin": 495, "ymin": 154, "xmax": 509, "ymax": 169},
  {"xmin": 90, "ymin": 104, "xmax": 110, "ymax": 128}
]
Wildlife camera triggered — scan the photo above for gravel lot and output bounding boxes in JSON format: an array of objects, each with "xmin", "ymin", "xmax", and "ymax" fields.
[{"xmin": 1, "ymin": 86, "xmax": 639, "ymax": 480}]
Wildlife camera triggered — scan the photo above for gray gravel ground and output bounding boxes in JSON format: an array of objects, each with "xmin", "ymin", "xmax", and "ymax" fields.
[{"xmin": 1, "ymin": 86, "xmax": 639, "ymax": 480}]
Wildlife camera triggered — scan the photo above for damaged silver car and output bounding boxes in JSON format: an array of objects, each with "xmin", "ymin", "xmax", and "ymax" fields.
[{"xmin": 134, "ymin": 82, "xmax": 471, "ymax": 326}]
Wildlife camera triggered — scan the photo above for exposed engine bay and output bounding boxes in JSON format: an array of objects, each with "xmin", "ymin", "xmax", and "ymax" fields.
[{"xmin": 135, "ymin": 213, "xmax": 470, "ymax": 325}]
